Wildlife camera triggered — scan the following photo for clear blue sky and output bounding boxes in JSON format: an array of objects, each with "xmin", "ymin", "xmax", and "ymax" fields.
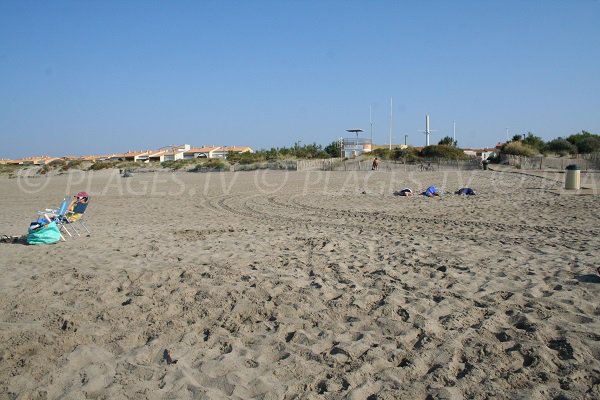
[{"xmin": 1, "ymin": 0, "xmax": 599, "ymax": 159}]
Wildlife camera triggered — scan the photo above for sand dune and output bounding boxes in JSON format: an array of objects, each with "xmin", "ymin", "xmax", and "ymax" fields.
[{"xmin": 1, "ymin": 169, "xmax": 599, "ymax": 399}]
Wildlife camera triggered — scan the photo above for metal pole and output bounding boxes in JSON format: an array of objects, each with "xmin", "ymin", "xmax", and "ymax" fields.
[
  {"xmin": 370, "ymin": 105, "xmax": 373, "ymax": 149},
  {"xmin": 453, "ymin": 120, "xmax": 456, "ymax": 144},
  {"xmin": 389, "ymin": 97, "xmax": 392, "ymax": 150},
  {"xmin": 424, "ymin": 115, "xmax": 427, "ymax": 146}
]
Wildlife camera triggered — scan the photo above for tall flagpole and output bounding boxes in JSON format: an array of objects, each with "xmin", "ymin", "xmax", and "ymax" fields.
[
  {"xmin": 453, "ymin": 120, "xmax": 456, "ymax": 145},
  {"xmin": 370, "ymin": 105, "xmax": 373, "ymax": 149},
  {"xmin": 389, "ymin": 97, "xmax": 393, "ymax": 150}
]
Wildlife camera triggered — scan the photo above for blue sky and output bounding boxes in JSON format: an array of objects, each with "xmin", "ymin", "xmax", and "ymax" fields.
[{"xmin": 1, "ymin": 0, "xmax": 599, "ymax": 159}]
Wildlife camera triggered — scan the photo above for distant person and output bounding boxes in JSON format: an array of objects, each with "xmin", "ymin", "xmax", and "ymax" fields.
[
  {"xmin": 455, "ymin": 187, "xmax": 477, "ymax": 196},
  {"xmin": 422, "ymin": 186, "xmax": 440, "ymax": 197},
  {"xmin": 371, "ymin": 157, "xmax": 379, "ymax": 171},
  {"xmin": 394, "ymin": 188, "xmax": 414, "ymax": 197}
]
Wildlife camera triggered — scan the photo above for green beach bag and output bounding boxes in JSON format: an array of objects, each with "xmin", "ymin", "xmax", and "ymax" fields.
[{"xmin": 27, "ymin": 221, "xmax": 61, "ymax": 245}]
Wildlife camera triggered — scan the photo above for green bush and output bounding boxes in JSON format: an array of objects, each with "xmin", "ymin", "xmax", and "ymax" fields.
[
  {"xmin": 394, "ymin": 147, "xmax": 421, "ymax": 163},
  {"xmin": 501, "ymin": 142, "xmax": 538, "ymax": 157},
  {"xmin": 227, "ymin": 152, "xmax": 266, "ymax": 164},
  {"xmin": 89, "ymin": 161, "xmax": 118, "ymax": 170},
  {"xmin": 117, "ymin": 161, "xmax": 146, "ymax": 169},
  {"xmin": 566, "ymin": 131, "xmax": 600, "ymax": 154},
  {"xmin": 248, "ymin": 143, "xmax": 331, "ymax": 161},
  {"xmin": 48, "ymin": 159, "xmax": 66, "ymax": 167},
  {"xmin": 324, "ymin": 141, "xmax": 342, "ymax": 158},
  {"xmin": 60, "ymin": 159, "xmax": 85, "ymax": 171},
  {"xmin": 438, "ymin": 136, "xmax": 457, "ymax": 147},
  {"xmin": 576, "ymin": 136, "xmax": 600, "ymax": 154},
  {"xmin": 544, "ymin": 138, "xmax": 577, "ymax": 155},
  {"xmin": 205, "ymin": 158, "xmax": 226, "ymax": 169},
  {"xmin": 190, "ymin": 159, "xmax": 226, "ymax": 172},
  {"xmin": 0, "ymin": 164, "xmax": 20, "ymax": 174},
  {"xmin": 234, "ymin": 163, "xmax": 265, "ymax": 171},
  {"xmin": 420, "ymin": 145, "xmax": 468, "ymax": 160},
  {"xmin": 372, "ymin": 147, "xmax": 401, "ymax": 160},
  {"xmin": 161, "ymin": 159, "xmax": 202, "ymax": 170},
  {"xmin": 522, "ymin": 132, "xmax": 545, "ymax": 152}
]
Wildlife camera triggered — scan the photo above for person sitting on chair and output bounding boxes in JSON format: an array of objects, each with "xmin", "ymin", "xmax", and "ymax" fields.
[
  {"xmin": 65, "ymin": 192, "xmax": 89, "ymax": 220},
  {"xmin": 68, "ymin": 192, "xmax": 89, "ymax": 209}
]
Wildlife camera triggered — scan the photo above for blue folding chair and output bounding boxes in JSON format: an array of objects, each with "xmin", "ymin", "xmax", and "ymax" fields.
[
  {"xmin": 39, "ymin": 195, "xmax": 91, "ymax": 237},
  {"xmin": 38, "ymin": 196, "xmax": 71, "ymax": 238}
]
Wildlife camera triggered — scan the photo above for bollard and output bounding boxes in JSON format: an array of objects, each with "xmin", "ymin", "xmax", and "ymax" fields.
[{"xmin": 565, "ymin": 164, "xmax": 580, "ymax": 190}]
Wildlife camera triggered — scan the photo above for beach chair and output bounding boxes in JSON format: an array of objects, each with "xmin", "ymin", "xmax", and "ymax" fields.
[
  {"xmin": 40, "ymin": 194, "xmax": 91, "ymax": 237},
  {"xmin": 59, "ymin": 196, "xmax": 91, "ymax": 236},
  {"xmin": 38, "ymin": 196, "xmax": 71, "ymax": 239},
  {"xmin": 40, "ymin": 196, "xmax": 70, "ymax": 216}
]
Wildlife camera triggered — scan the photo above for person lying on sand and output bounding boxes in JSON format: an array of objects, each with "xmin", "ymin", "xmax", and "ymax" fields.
[
  {"xmin": 422, "ymin": 186, "xmax": 440, "ymax": 197},
  {"xmin": 394, "ymin": 188, "xmax": 414, "ymax": 196},
  {"xmin": 455, "ymin": 187, "xmax": 477, "ymax": 195}
]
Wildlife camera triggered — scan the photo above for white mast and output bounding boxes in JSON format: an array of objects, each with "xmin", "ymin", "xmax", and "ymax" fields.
[
  {"xmin": 419, "ymin": 114, "xmax": 436, "ymax": 146},
  {"xmin": 389, "ymin": 98, "xmax": 393, "ymax": 150},
  {"xmin": 425, "ymin": 115, "xmax": 430, "ymax": 146},
  {"xmin": 453, "ymin": 120, "xmax": 456, "ymax": 144},
  {"xmin": 370, "ymin": 105, "xmax": 373, "ymax": 149}
]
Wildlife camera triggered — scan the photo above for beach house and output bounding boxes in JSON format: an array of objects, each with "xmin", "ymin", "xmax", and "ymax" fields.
[
  {"xmin": 463, "ymin": 148, "xmax": 496, "ymax": 160},
  {"xmin": 342, "ymin": 138, "xmax": 372, "ymax": 158},
  {"xmin": 109, "ymin": 151, "xmax": 151, "ymax": 162}
]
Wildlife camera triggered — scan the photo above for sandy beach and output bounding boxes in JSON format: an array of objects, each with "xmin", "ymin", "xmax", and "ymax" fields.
[{"xmin": 1, "ymin": 168, "xmax": 599, "ymax": 399}]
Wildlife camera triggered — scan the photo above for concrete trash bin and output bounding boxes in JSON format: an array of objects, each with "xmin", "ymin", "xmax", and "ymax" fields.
[{"xmin": 565, "ymin": 164, "xmax": 580, "ymax": 190}]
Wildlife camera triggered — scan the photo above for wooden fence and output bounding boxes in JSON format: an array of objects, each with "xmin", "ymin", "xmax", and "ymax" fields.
[
  {"xmin": 231, "ymin": 158, "xmax": 483, "ymax": 172},
  {"xmin": 502, "ymin": 155, "xmax": 600, "ymax": 170}
]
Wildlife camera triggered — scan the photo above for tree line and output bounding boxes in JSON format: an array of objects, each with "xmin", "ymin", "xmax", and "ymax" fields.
[
  {"xmin": 499, "ymin": 131, "xmax": 600, "ymax": 157},
  {"xmin": 225, "ymin": 130, "xmax": 599, "ymax": 164}
]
